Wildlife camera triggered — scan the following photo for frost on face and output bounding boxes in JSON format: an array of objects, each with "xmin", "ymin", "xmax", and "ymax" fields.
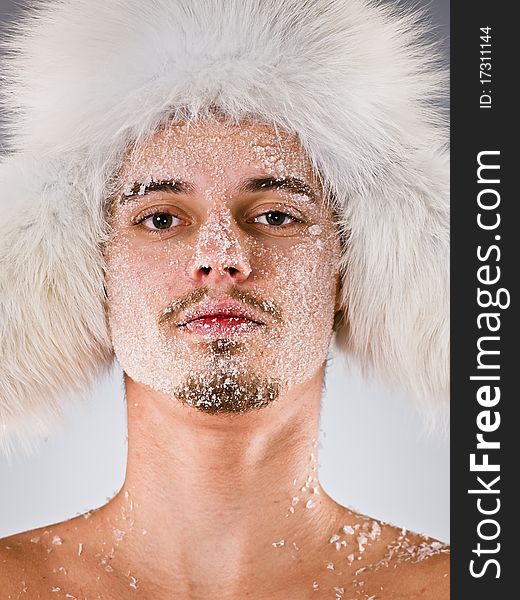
[{"xmin": 105, "ymin": 117, "xmax": 342, "ymax": 415}]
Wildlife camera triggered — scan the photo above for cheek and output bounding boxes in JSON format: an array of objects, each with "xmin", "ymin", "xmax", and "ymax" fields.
[
  {"xmin": 255, "ymin": 235, "xmax": 340, "ymax": 328},
  {"xmin": 104, "ymin": 237, "xmax": 193, "ymax": 339},
  {"xmin": 248, "ymin": 235, "xmax": 340, "ymax": 385}
]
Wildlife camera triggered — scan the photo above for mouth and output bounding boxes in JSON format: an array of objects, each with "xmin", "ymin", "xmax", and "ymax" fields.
[{"xmin": 176, "ymin": 300, "xmax": 265, "ymax": 337}]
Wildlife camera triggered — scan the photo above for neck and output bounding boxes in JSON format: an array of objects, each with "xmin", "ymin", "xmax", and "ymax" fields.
[{"xmin": 95, "ymin": 365, "xmax": 342, "ymax": 596}]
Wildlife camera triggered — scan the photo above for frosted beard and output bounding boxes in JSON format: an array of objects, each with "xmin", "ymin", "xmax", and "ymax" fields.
[{"xmin": 103, "ymin": 120, "xmax": 342, "ymax": 413}]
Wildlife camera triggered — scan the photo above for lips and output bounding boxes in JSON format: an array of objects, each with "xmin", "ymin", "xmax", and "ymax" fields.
[{"xmin": 177, "ymin": 299, "xmax": 265, "ymax": 336}]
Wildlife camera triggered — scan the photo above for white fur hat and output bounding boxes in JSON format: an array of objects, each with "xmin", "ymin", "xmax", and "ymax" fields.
[{"xmin": 0, "ymin": 0, "xmax": 449, "ymax": 454}]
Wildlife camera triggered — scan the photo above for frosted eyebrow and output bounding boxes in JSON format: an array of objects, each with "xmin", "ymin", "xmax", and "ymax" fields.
[
  {"xmin": 119, "ymin": 176, "xmax": 319, "ymax": 204},
  {"xmin": 236, "ymin": 176, "xmax": 319, "ymax": 203},
  {"xmin": 119, "ymin": 179, "xmax": 194, "ymax": 203}
]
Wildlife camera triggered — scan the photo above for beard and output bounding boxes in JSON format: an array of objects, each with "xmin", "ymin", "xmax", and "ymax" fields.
[
  {"xmin": 173, "ymin": 369, "xmax": 281, "ymax": 414},
  {"xmin": 172, "ymin": 338, "xmax": 281, "ymax": 413}
]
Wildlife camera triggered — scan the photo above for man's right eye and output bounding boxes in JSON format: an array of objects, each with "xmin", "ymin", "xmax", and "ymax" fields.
[{"xmin": 133, "ymin": 210, "xmax": 184, "ymax": 231}]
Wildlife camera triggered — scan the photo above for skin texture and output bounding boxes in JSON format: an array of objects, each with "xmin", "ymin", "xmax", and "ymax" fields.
[{"xmin": 0, "ymin": 118, "xmax": 449, "ymax": 599}]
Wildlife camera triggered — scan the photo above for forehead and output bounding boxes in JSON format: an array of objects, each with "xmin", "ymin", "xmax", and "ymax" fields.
[{"xmin": 121, "ymin": 117, "xmax": 318, "ymax": 185}]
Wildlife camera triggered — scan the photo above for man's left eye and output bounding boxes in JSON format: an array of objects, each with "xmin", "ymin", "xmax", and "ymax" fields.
[{"xmin": 254, "ymin": 211, "xmax": 296, "ymax": 227}]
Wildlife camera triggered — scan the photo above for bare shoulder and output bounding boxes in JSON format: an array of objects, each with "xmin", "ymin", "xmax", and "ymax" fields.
[
  {"xmin": 0, "ymin": 518, "xmax": 93, "ymax": 598},
  {"xmin": 360, "ymin": 524, "xmax": 450, "ymax": 600},
  {"xmin": 0, "ymin": 526, "xmax": 51, "ymax": 597},
  {"xmin": 323, "ymin": 506, "xmax": 450, "ymax": 600}
]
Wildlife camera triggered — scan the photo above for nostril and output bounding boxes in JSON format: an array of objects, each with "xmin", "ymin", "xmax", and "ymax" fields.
[{"xmin": 191, "ymin": 263, "xmax": 250, "ymax": 281}]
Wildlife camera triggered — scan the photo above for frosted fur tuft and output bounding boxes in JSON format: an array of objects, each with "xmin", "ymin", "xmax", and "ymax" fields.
[{"xmin": 0, "ymin": 0, "xmax": 449, "ymax": 453}]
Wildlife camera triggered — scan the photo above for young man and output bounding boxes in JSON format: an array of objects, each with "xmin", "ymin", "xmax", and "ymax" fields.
[{"xmin": 0, "ymin": 1, "xmax": 449, "ymax": 597}]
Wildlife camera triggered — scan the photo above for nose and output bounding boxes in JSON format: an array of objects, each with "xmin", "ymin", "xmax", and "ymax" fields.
[{"xmin": 186, "ymin": 209, "xmax": 252, "ymax": 284}]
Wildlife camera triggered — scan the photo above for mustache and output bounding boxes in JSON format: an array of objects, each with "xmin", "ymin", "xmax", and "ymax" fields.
[{"xmin": 157, "ymin": 287, "xmax": 283, "ymax": 326}]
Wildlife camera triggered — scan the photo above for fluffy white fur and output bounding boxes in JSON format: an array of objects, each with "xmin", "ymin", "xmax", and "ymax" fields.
[{"xmin": 0, "ymin": 0, "xmax": 449, "ymax": 455}]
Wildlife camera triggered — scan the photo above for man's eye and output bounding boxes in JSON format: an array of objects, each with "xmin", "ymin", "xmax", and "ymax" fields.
[
  {"xmin": 254, "ymin": 211, "xmax": 296, "ymax": 227},
  {"xmin": 139, "ymin": 212, "xmax": 183, "ymax": 230}
]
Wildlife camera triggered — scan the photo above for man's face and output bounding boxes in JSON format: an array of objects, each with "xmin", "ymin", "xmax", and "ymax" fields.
[{"xmin": 105, "ymin": 118, "xmax": 342, "ymax": 413}]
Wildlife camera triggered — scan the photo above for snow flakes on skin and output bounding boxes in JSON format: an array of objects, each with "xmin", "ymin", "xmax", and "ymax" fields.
[
  {"xmin": 333, "ymin": 586, "xmax": 345, "ymax": 599},
  {"xmin": 320, "ymin": 528, "xmax": 449, "ymax": 599},
  {"xmin": 105, "ymin": 118, "xmax": 342, "ymax": 415},
  {"xmin": 357, "ymin": 533, "xmax": 369, "ymax": 553},
  {"xmin": 292, "ymin": 517, "xmax": 386, "ymax": 598},
  {"xmin": 285, "ymin": 446, "xmax": 321, "ymax": 518},
  {"xmin": 26, "ymin": 489, "xmax": 141, "ymax": 597},
  {"xmin": 323, "ymin": 518, "xmax": 383, "ymax": 568},
  {"xmin": 374, "ymin": 531, "xmax": 450, "ymax": 569},
  {"xmin": 369, "ymin": 522, "xmax": 381, "ymax": 541},
  {"xmin": 113, "ymin": 529, "xmax": 126, "ymax": 542},
  {"xmin": 87, "ymin": 490, "xmax": 137, "ymax": 582}
]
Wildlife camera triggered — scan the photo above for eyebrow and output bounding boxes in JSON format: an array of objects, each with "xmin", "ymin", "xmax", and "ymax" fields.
[
  {"xmin": 236, "ymin": 176, "xmax": 319, "ymax": 203},
  {"xmin": 120, "ymin": 179, "xmax": 193, "ymax": 203},
  {"xmin": 120, "ymin": 176, "xmax": 319, "ymax": 204}
]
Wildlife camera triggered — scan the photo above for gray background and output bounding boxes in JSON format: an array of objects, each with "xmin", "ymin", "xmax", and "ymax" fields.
[{"xmin": 0, "ymin": 0, "xmax": 450, "ymax": 542}]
